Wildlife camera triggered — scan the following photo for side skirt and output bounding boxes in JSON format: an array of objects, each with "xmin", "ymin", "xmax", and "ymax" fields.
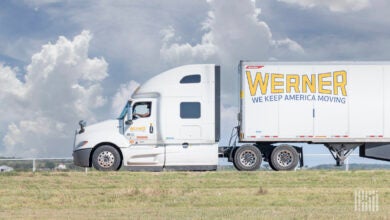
[
  {"xmin": 164, "ymin": 165, "xmax": 217, "ymax": 171},
  {"xmin": 360, "ymin": 143, "xmax": 390, "ymax": 162},
  {"xmin": 126, "ymin": 166, "xmax": 164, "ymax": 172},
  {"xmin": 126, "ymin": 165, "xmax": 218, "ymax": 172}
]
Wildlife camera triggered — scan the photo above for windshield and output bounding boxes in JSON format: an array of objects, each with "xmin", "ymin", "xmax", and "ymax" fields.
[{"xmin": 117, "ymin": 101, "xmax": 132, "ymax": 120}]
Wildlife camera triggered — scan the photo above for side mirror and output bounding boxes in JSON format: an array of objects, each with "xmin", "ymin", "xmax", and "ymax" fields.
[
  {"xmin": 78, "ymin": 120, "xmax": 87, "ymax": 134},
  {"xmin": 126, "ymin": 101, "xmax": 133, "ymax": 123},
  {"xmin": 126, "ymin": 103, "xmax": 133, "ymax": 121}
]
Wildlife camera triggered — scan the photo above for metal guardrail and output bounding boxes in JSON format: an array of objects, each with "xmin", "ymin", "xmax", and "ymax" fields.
[
  {"xmin": 0, "ymin": 154, "xmax": 385, "ymax": 172},
  {"xmin": 0, "ymin": 157, "xmax": 73, "ymax": 172}
]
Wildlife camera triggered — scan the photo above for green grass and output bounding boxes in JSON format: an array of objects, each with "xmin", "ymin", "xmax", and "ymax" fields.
[{"xmin": 0, "ymin": 170, "xmax": 389, "ymax": 219}]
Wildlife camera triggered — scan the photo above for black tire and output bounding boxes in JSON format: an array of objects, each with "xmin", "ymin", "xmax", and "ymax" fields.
[
  {"xmin": 269, "ymin": 145, "xmax": 299, "ymax": 171},
  {"xmin": 231, "ymin": 148, "xmax": 240, "ymax": 170},
  {"xmin": 92, "ymin": 145, "xmax": 122, "ymax": 171},
  {"xmin": 233, "ymin": 145, "xmax": 262, "ymax": 171},
  {"xmin": 268, "ymin": 158, "xmax": 278, "ymax": 171}
]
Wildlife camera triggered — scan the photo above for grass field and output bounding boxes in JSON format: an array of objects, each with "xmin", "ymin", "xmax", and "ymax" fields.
[{"xmin": 0, "ymin": 170, "xmax": 389, "ymax": 219}]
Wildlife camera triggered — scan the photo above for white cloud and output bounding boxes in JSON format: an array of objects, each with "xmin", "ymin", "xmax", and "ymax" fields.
[
  {"xmin": 1, "ymin": 31, "xmax": 108, "ymax": 157},
  {"xmin": 271, "ymin": 38, "xmax": 305, "ymax": 58},
  {"xmin": 0, "ymin": 64, "xmax": 24, "ymax": 98},
  {"xmin": 278, "ymin": 0, "xmax": 371, "ymax": 12},
  {"xmin": 111, "ymin": 80, "xmax": 140, "ymax": 116},
  {"xmin": 160, "ymin": 0, "xmax": 304, "ymax": 66},
  {"xmin": 160, "ymin": 27, "xmax": 217, "ymax": 65}
]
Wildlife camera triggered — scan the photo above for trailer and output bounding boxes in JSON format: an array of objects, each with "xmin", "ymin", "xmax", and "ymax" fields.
[{"xmin": 73, "ymin": 62, "xmax": 390, "ymax": 171}]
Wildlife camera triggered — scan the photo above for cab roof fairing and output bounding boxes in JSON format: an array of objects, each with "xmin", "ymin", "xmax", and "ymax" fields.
[{"xmin": 131, "ymin": 64, "xmax": 216, "ymax": 99}]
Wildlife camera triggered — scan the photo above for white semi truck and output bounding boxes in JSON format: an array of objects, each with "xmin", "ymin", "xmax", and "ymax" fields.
[{"xmin": 73, "ymin": 61, "xmax": 390, "ymax": 171}]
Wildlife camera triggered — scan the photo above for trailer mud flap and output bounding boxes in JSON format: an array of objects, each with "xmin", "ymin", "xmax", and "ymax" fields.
[
  {"xmin": 360, "ymin": 143, "xmax": 390, "ymax": 162},
  {"xmin": 295, "ymin": 146, "xmax": 304, "ymax": 168}
]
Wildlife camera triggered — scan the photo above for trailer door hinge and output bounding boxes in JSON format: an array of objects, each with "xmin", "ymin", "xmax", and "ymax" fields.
[{"xmin": 313, "ymin": 109, "xmax": 315, "ymax": 118}]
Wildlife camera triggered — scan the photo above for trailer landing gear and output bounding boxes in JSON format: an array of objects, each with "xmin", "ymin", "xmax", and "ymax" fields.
[{"xmin": 326, "ymin": 144, "xmax": 360, "ymax": 166}]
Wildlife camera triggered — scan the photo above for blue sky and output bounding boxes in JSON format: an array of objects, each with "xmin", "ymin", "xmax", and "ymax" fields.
[{"xmin": 0, "ymin": 0, "xmax": 389, "ymax": 166}]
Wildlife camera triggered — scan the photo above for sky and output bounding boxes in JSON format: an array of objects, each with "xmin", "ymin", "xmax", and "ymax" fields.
[{"xmin": 1, "ymin": 0, "xmax": 390, "ymax": 166}]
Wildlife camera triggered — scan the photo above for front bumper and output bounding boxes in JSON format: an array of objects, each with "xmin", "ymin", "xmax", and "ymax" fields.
[{"xmin": 73, "ymin": 148, "xmax": 92, "ymax": 167}]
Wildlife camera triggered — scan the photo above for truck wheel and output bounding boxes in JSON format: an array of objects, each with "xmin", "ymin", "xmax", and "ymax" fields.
[
  {"xmin": 92, "ymin": 145, "xmax": 121, "ymax": 171},
  {"xmin": 268, "ymin": 158, "xmax": 277, "ymax": 171},
  {"xmin": 233, "ymin": 145, "xmax": 262, "ymax": 171},
  {"xmin": 270, "ymin": 145, "xmax": 298, "ymax": 171}
]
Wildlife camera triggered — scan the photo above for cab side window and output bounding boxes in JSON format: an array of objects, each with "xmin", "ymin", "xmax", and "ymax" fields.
[
  {"xmin": 133, "ymin": 102, "xmax": 151, "ymax": 119},
  {"xmin": 180, "ymin": 102, "xmax": 201, "ymax": 119},
  {"xmin": 180, "ymin": 74, "xmax": 201, "ymax": 84}
]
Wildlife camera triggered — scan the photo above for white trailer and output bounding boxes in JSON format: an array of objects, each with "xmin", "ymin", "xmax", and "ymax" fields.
[
  {"xmin": 233, "ymin": 61, "xmax": 390, "ymax": 170},
  {"xmin": 73, "ymin": 62, "xmax": 390, "ymax": 171}
]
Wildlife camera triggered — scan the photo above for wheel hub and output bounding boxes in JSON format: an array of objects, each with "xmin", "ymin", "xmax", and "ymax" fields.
[
  {"xmin": 240, "ymin": 150, "xmax": 257, "ymax": 167},
  {"xmin": 276, "ymin": 150, "xmax": 293, "ymax": 167},
  {"xmin": 97, "ymin": 151, "xmax": 115, "ymax": 168}
]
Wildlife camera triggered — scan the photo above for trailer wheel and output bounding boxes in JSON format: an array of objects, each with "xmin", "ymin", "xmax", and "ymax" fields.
[
  {"xmin": 268, "ymin": 158, "xmax": 277, "ymax": 171},
  {"xmin": 92, "ymin": 145, "xmax": 121, "ymax": 171},
  {"xmin": 233, "ymin": 145, "xmax": 262, "ymax": 171},
  {"xmin": 269, "ymin": 145, "xmax": 298, "ymax": 171}
]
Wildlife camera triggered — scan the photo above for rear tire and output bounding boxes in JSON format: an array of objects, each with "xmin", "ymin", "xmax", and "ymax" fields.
[
  {"xmin": 269, "ymin": 145, "xmax": 299, "ymax": 171},
  {"xmin": 233, "ymin": 145, "xmax": 262, "ymax": 171},
  {"xmin": 92, "ymin": 145, "xmax": 121, "ymax": 171},
  {"xmin": 268, "ymin": 158, "xmax": 278, "ymax": 171}
]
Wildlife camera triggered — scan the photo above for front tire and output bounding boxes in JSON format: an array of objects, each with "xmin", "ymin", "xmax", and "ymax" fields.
[
  {"xmin": 92, "ymin": 145, "xmax": 121, "ymax": 171},
  {"xmin": 233, "ymin": 145, "xmax": 262, "ymax": 171},
  {"xmin": 269, "ymin": 145, "xmax": 299, "ymax": 171}
]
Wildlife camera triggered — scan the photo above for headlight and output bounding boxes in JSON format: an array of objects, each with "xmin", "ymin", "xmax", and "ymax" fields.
[{"xmin": 76, "ymin": 141, "xmax": 89, "ymax": 148}]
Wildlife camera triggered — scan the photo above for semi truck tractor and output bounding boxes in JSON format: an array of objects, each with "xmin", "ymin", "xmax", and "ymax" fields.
[{"xmin": 73, "ymin": 61, "xmax": 390, "ymax": 171}]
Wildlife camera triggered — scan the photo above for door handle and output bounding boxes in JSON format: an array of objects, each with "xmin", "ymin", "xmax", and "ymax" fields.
[{"xmin": 182, "ymin": 142, "xmax": 189, "ymax": 148}]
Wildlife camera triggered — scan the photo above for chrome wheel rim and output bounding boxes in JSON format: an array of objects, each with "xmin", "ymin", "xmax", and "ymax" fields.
[
  {"xmin": 97, "ymin": 151, "xmax": 115, "ymax": 168},
  {"xmin": 276, "ymin": 150, "xmax": 293, "ymax": 167},
  {"xmin": 240, "ymin": 150, "xmax": 257, "ymax": 167}
]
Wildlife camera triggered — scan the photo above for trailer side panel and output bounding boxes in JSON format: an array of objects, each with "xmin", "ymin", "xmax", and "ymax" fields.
[{"xmin": 240, "ymin": 61, "xmax": 390, "ymax": 143}]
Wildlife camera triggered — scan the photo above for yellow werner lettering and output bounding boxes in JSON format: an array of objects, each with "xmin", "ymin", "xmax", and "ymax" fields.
[
  {"xmin": 246, "ymin": 71, "xmax": 347, "ymax": 96},
  {"xmin": 302, "ymin": 74, "xmax": 316, "ymax": 93},
  {"xmin": 271, "ymin": 74, "xmax": 284, "ymax": 93},
  {"xmin": 246, "ymin": 71, "xmax": 269, "ymax": 96},
  {"xmin": 333, "ymin": 70, "xmax": 347, "ymax": 96},
  {"xmin": 286, "ymin": 74, "xmax": 300, "ymax": 93},
  {"xmin": 318, "ymin": 72, "xmax": 332, "ymax": 94}
]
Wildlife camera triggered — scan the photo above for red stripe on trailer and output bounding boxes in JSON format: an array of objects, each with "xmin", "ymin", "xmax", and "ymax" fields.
[
  {"xmin": 246, "ymin": 65, "xmax": 264, "ymax": 69},
  {"xmin": 273, "ymin": 136, "xmax": 278, "ymax": 138},
  {"xmin": 343, "ymin": 135, "xmax": 349, "ymax": 138},
  {"xmin": 379, "ymin": 135, "xmax": 383, "ymax": 138}
]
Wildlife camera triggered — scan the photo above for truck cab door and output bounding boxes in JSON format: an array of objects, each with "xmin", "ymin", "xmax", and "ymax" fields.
[{"xmin": 123, "ymin": 99, "xmax": 164, "ymax": 171}]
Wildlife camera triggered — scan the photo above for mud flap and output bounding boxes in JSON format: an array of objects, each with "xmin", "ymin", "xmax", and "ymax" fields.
[{"xmin": 294, "ymin": 146, "xmax": 304, "ymax": 168}]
